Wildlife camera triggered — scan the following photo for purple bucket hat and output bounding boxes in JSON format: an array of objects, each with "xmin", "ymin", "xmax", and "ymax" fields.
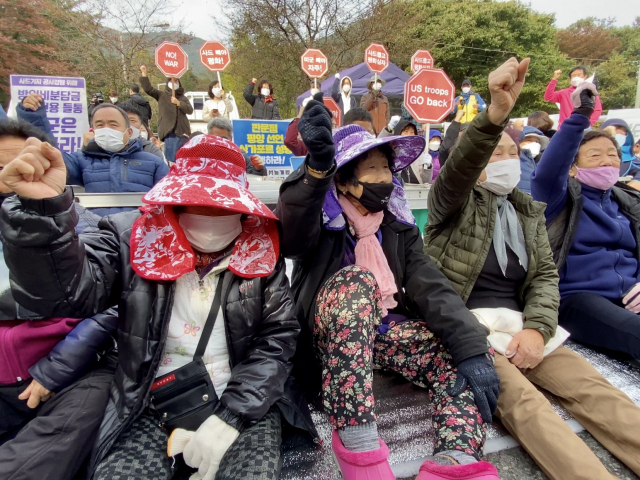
[
  {"xmin": 322, "ymin": 124, "xmax": 425, "ymax": 230},
  {"xmin": 333, "ymin": 124, "xmax": 426, "ymax": 172}
]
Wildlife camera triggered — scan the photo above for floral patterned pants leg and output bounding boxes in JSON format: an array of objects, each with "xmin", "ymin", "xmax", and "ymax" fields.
[{"xmin": 314, "ymin": 266, "xmax": 487, "ymax": 459}]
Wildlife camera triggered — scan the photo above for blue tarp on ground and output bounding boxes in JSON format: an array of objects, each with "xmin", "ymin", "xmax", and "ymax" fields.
[{"xmin": 296, "ymin": 61, "xmax": 410, "ymax": 107}]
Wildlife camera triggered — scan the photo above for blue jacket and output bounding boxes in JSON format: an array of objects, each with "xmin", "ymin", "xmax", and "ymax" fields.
[
  {"xmin": 17, "ymin": 103, "xmax": 169, "ymax": 216},
  {"xmin": 600, "ymin": 118, "xmax": 638, "ymax": 175},
  {"xmin": 532, "ymin": 112, "xmax": 640, "ymax": 300},
  {"xmin": 517, "ymin": 149, "xmax": 536, "ymax": 195},
  {"xmin": 0, "ymin": 104, "xmax": 7, "ymax": 121}
]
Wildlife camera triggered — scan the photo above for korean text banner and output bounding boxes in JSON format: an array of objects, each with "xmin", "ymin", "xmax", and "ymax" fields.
[
  {"xmin": 10, "ymin": 75, "xmax": 89, "ymax": 154},
  {"xmin": 232, "ymin": 119, "xmax": 293, "ymax": 179}
]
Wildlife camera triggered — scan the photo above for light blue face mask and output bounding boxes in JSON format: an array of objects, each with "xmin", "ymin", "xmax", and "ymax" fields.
[{"xmin": 615, "ymin": 133, "xmax": 627, "ymax": 148}]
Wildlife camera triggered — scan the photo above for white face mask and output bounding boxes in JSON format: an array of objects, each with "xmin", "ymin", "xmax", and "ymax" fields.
[
  {"xmin": 212, "ymin": 87, "xmax": 222, "ymax": 97},
  {"xmin": 372, "ymin": 82, "xmax": 382, "ymax": 91},
  {"xmin": 168, "ymin": 82, "xmax": 179, "ymax": 90},
  {"xmin": 615, "ymin": 134, "xmax": 626, "ymax": 147},
  {"xmin": 461, "ymin": 87, "xmax": 471, "ymax": 94},
  {"xmin": 570, "ymin": 76, "xmax": 585, "ymax": 88},
  {"xmin": 342, "ymin": 84, "xmax": 351, "ymax": 93},
  {"xmin": 261, "ymin": 88, "xmax": 271, "ymax": 97},
  {"xmin": 109, "ymin": 97, "xmax": 118, "ymax": 103},
  {"xmin": 140, "ymin": 129, "xmax": 149, "ymax": 140},
  {"xmin": 310, "ymin": 88, "xmax": 320, "ymax": 96},
  {"xmin": 130, "ymin": 126, "xmax": 140, "ymax": 140},
  {"xmin": 94, "ymin": 127, "xmax": 126, "ymax": 153},
  {"xmin": 522, "ymin": 142, "xmax": 541, "ymax": 156},
  {"xmin": 179, "ymin": 213, "xmax": 243, "ymax": 253},
  {"xmin": 479, "ymin": 159, "xmax": 521, "ymax": 196},
  {"xmin": 428, "ymin": 141, "xmax": 441, "ymax": 151}
]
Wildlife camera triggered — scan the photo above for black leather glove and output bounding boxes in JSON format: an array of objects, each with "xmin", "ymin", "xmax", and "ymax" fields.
[
  {"xmin": 298, "ymin": 93, "xmax": 335, "ymax": 172},
  {"xmin": 449, "ymin": 354, "xmax": 500, "ymax": 424},
  {"xmin": 571, "ymin": 82, "xmax": 598, "ymax": 118}
]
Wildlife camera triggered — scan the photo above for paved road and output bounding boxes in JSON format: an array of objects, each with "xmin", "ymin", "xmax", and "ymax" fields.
[{"xmin": 400, "ymin": 432, "xmax": 639, "ymax": 480}]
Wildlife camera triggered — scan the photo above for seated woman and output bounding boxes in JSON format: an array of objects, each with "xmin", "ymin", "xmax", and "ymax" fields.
[
  {"xmin": 427, "ymin": 61, "xmax": 640, "ymax": 480},
  {"xmin": 0, "ymin": 134, "xmax": 314, "ymax": 480},
  {"xmin": 531, "ymin": 83, "xmax": 640, "ymax": 362},
  {"xmin": 276, "ymin": 96, "xmax": 501, "ymax": 479}
]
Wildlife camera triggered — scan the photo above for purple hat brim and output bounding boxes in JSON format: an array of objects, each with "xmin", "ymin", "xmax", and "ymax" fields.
[{"xmin": 335, "ymin": 134, "xmax": 426, "ymax": 173}]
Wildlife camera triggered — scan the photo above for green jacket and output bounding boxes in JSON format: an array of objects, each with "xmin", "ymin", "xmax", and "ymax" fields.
[{"xmin": 424, "ymin": 112, "xmax": 559, "ymax": 344}]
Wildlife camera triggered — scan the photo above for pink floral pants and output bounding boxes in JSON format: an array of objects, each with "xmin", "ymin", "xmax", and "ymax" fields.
[{"xmin": 314, "ymin": 266, "xmax": 487, "ymax": 458}]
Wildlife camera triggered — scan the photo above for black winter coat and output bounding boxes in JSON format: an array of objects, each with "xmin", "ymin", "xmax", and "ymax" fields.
[
  {"xmin": 0, "ymin": 189, "xmax": 317, "ymax": 474},
  {"xmin": 243, "ymin": 83, "xmax": 281, "ymax": 120},
  {"xmin": 275, "ymin": 165, "xmax": 489, "ymax": 400},
  {"xmin": 125, "ymin": 93, "xmax": 153, "ymax": 123},
  {"xmin": 547, "ymin": 178, "xmax": 640, "ymax": 270}
]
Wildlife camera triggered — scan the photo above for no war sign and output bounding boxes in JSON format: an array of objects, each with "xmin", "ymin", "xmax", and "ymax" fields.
[{"xmin": 404, "ymin": 69, "xmax": 455, "ymax": 123}]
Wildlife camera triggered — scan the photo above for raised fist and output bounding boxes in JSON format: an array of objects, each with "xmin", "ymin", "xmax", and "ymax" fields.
[
  {"xmin": 140, "ymin": 65, "xmax": 147, "ymax": 76},
  {"xmin": 553, "ymin": 69, "xmax": 562, "ymax": 80},
  {"xmin": 0, "ymin": 138, "xmax": 67, "ymax": 199},
  {"xmin": 486, "ymin": 57, "xmax": 530, "ymax": 125},
  {"xmin": 22, "ymin": 93, "xmax": 43, "ymax": 112}
]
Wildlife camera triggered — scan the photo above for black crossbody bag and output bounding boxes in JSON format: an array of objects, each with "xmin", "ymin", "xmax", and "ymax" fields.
[{"xmin": 150, "ymin": 277, "xmax": 224, "ymax": 432}]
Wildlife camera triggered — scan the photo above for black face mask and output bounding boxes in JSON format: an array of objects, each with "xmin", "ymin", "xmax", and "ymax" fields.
[{"xmin": 352, "ymin": 181, "xmax": 395, "ymax": 213}]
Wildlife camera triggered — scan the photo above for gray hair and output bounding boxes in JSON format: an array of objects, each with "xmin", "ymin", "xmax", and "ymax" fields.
[
  {"xmin": 90, "ymin": 103, "xmax": 131, "ymax": 128},
  {"xmin": 207, "ymin": 117, "xmax": 233, "ymax": 135}
]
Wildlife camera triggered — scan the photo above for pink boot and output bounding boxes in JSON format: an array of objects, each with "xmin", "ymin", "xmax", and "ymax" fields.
[
  {"xmin": 331, "ymin": 430, "xmax": 396, "ymax": 480},
  {"xmin": 415, "ymin": 460, "xmax": 499, "ymax": 480}
]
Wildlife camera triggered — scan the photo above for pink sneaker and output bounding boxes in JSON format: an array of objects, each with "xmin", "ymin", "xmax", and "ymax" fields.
[
  {"xmin": 331, "ymin": 430, "xmax": 396, "ymax": 480},
  {"xmin": 415, "ymin": 460, "xmax": 499, "ymax": 480}
]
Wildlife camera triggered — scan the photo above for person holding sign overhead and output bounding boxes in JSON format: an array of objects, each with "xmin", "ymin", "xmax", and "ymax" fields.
[
  {"xmin": 243, "ymin": 78, "xmax": 281, "ymax": 120},
  {"xmin": 139, "ymin": 65, "xmax": 193, "ymax": 163}
]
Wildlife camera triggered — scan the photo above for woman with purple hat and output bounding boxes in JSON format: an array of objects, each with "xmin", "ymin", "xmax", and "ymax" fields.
[
  {"xmin": 277, "ymin": 95, "xmax": 501, "ymax": 479},
  {"xmin": 0, "ymin": 134, "xmax": 318, "ymax": 480}
]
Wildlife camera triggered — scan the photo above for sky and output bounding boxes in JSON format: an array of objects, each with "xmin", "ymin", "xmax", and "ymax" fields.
[{"xmin": 170, "ymin": 0, "xmax": 640, "ymax": 40}]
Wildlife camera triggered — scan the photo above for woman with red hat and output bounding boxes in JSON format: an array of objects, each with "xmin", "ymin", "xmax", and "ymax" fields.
[
  {"xmin": 276, "ymin": 87, "xmax": 501, "ymax": 478},
  {"xmin": 0, "ymin": 134, "xmax": 317, "ymax": 480}
]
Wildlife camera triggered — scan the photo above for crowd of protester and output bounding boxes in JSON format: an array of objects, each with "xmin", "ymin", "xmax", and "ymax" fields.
[{"xmin": 0, "ymin": 55, "xmax": 639, "ymax": 480}]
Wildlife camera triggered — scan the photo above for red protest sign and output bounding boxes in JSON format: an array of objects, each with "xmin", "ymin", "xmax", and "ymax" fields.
[
  {"xmin": 301, "ymin": 49, "xmax": 328, "ymax": 78},
  {"xmin": 364, "ymin": 43, "xmax": 389, "ymax": 73},
  {"xmin": 155, "ymin": 41, "xmax": 189, "ymax": 78},
  {"xmin": 411, "ymin": 50, "xmax": 434, "ymax": 73},
  {"xmin": 323, "ymin": 97, "xmax": 342, "ymax": 127},
  {"xmin": 404, "ymin": 69, "xmax": 455, "ymax": 123},
  {"xmin": 200, "ymin": 41, "xmax": 230, "ymax": 71}
]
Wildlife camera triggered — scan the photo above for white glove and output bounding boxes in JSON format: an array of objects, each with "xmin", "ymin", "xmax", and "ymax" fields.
[
  {"xmin": 623, "ymin": 283, "xmax": 640, "ymax": 313},
  {"xmin": 168, "ymin": 415, "xmax": 240, "ymax": 480},
  {"xmin": 335, "ymin": 73, "xmax": 340, "ymax": 79},
  {"xmin": 388, "ymin": 115, "xmax": 401, "ymax": 130}
]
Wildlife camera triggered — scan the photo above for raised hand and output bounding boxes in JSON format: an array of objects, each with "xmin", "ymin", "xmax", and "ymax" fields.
[
  {"xmin": 486, "ymin": 57, "xmax": 530, "ymax": 125},
  {"xmin": 571, "ymin": 81, "xmax": 598, "ymax": 117},
  {"xmin": 140, "ymin": 65, "xmax": 147, "ymax": 76},
  {"xmin": 0, "ymin": 138, "xmax": 67, "ymax": 199},
  {"xmin": 553, "ymin": 69, "xmax": 562, "ymax": 80},
  {"xmin": 22, "ymin": 93, "xmax": 43, "ymax": 111}
]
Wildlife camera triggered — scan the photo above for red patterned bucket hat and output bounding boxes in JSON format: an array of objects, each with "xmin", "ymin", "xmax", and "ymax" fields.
[{"xmin": 131, "ymin": 135, "xmax": 279, "ymax": 281}]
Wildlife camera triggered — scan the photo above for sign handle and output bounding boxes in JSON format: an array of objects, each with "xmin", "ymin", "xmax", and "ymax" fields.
[
  {"xmin": 314, "ymin": 78, "xmax": 317, "ymax": 90},
  {"xmin": 217, "ymin": 71, "xmax": 222, "ymax": 89},
  {"xmin": 172, "ymin": 79, "xmax": 176, "ymax": 99}
]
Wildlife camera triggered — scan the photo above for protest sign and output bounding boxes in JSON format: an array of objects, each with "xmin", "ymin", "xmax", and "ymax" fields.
[
  {"xmin": 10, "ymin": 75, "xmax": 89, "ymax": 153},
  {"xmin": 155, "ymin": 41, "xmax": 189, "ymax": 78},
  {"xmin": 323, "ymin": 97, "xmax": 342, "ymax": 126},
  {"xmin": 364, "ymin": 43, "xmax": 389, "ymax": 73},
  {"xmin": 232, "ymin": 119, "xmax": 294, "ymax": 179},
  {"xmin": 411, "ymin": 50, "xmax": 434, "ymax": 73},
  {"xmin": 404, "ymin": 69, "xmax": 455, "ymax": 123},
  {"xmin": 301, "ymin": 49, "xmax": 329, "ymax": 79},
  {"xmin": 200, "ymin": 41, "xmax": 230, "ymax": 71}
]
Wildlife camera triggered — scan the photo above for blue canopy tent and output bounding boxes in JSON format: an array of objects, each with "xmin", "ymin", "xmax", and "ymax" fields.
[{"xmin": 296, "ymin": 61, "xmax": 411, "ymax": 117}]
